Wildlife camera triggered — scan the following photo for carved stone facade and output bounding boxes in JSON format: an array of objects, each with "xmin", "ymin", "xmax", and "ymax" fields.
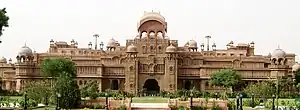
[{"xmin": 0, "ymin": 11, "xmax": 298, "ymax": 93}]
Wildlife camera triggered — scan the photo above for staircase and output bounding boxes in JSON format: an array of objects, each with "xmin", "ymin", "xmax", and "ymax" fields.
[{"xmin": 131, "ymin": 103, "xmax": 169, "ymax": 110}]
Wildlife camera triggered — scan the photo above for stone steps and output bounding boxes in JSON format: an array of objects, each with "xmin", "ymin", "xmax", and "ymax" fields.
[
  {"xmin": 132, "ymin": 108, "xmax": 168, "ymax": 110},
  {"xmin": 131, "ymin": 103, "xmax": 169, "ymax": 110}
]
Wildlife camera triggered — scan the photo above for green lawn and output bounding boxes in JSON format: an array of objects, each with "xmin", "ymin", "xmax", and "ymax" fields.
[
  {"xmin": 132, "ymin": 97, "xmax": 169, "ymax": 103},
  {"xmin": 9, "ymin": 96, "xmax": 22, "ymax": 100}
]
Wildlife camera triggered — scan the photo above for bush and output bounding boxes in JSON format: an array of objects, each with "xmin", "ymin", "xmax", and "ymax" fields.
[
  {"xmin": 119, "ymin": 104, "xmax": 126, "ymax": 110},
  {"xmin": 170, "ymin": 106, "xmax": 186, "ymax": 110},
  {"xmin": 242, "ymin": 98, "xmax": 260, "ymax": 108},
  {"xmin": 279, "ymin": 92, "xmax": 299, "ymax": 98},
  {"xmin": 93, "ymin": 103, "xmax": 104, "ymax": 109},
  {"xmin": 18, "ymin": 98, "xmax": 38, "ymax": 108},
  {"xmin": 211, "ymin": 104, "xmax": 221, "ymax": 110},
  {"xmin": 193, "ymin": 105, "xmax": 206, "ymax": 110}
]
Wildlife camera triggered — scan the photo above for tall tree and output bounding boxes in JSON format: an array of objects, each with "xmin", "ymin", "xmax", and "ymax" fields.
[
  {"xmin": 41, "ymin": 58, "xmax": 80, "ymax": 109},
  {"xmin": 210, "ymin": 68, "xmax": 241, "ymax": 91},
  {"xmin": 0, "ymin": 8, "xmax": 9, "ymax": 42}
]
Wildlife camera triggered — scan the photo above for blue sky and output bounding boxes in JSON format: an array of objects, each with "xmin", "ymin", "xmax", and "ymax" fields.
[{"xmin": 0, "ymin": 0, "xmax": 299, "ymax": 61}]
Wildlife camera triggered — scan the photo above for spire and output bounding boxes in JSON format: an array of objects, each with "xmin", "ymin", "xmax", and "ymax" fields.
[{"xmin": 278, "ymin": 44, "xmax": 280, "ymax": 49}]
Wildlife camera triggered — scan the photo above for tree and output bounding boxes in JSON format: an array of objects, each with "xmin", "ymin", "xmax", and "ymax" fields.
[
  {"xmin": 244, "ymin": 81, "xmax": 276, "ymax": 98},
  {"xmin": 41, "ymin": 58, "xmax": 81, "ymax": 109},
  {"xmin": 0, "ymin": 8, "xmax": 9, "ymax": 42},
  {"xmin": 54, "ymin": 72, "xmax": 81, "ymax": 109},
  {"xmin": 41, "ymin": 58, "xmax": 77, "ymax": 78},
  {"xmin": 210, "ymin": 68, "xmax": 241, "ymax": 90}
]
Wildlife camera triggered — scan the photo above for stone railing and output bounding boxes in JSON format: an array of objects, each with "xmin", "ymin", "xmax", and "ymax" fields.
[{"xmin": 168, "ymin": 98, "xmax": 229, "ymax": 110}]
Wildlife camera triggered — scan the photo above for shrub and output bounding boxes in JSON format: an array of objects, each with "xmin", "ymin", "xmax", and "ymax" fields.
[
  {"xmin": 18, "ymin": 98, "xmax": 38, "ymax": 108},
  {"xmin": 193, "ymin": 105, "xmax": 206, "ymax": 110},
  {"xmin": 119, "ymin": 104, "xmax": 127, "ymax": 110},
  {"xmin": 211, "ymin": 104, "xmax": 221, "ymax": 110},
  {"xmin": 242, "ymin": 98, "xmax": 260, "ymax": 107},
  {"xmin": 93, "ymin": 103, "xmax": 103, "ymax": 109}
]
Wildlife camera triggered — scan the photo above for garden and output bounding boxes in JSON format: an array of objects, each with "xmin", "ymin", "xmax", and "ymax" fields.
[{"xmin": 0, "ymin": 58, "xmax": 300, "ymax": 110}]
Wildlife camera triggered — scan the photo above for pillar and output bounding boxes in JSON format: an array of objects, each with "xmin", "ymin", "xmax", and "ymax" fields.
[
  {"xmin": 98, "ymin": 78, "xmax": 102, "ymax": 92},
  {"xmin": 200, "ymin": 80, "xmax": 205, "ymax": 91},
  {"xmin": 16, "ymin": 79, "xmax": 21, "ymax": 92},
  {"xmin": 5, "ymin": 81, "xmax": 11, "ymax": 91}
]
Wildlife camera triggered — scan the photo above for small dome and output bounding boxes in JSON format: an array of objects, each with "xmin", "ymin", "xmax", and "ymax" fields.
[
  {"xmin": 126, "ymin": 44, "xmax": 138, "ymax": 53},
  {"xmin": 271, "ymin": 48, "xmax": 286, "ymax": 59},
  {"xmin": 292, "ymin": 63, "xmax": 300, "ymax": 72},
  {"xmin": 107, "ymin": 38, "xmax": 116, "ymax": 47},
  {"xmin": 166, "ymin": 44, "xmax": 177, "ymax": 53},
  {"xmin": 18, "ymin": 45, "xmax": 33, "ymax": 56},
  {"xmin": 0, "ymin": 57, "xmax": 7, "ymax": 63},
  {"xmin": 188, "ymin": 40, "xmax": 197, "ymax": 48}
]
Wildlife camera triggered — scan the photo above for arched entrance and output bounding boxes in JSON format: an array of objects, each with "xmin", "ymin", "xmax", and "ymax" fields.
[{"xmin": 143, "ymin": 79, "xmax": 160, "ymax": 95}]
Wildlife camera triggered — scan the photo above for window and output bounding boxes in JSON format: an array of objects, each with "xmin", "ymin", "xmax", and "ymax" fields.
[
  {"xmin": 111, "ymin": 80, "xmax": 119, "ymax": 90},
  {"xmin": 264, "ymin": 63, "xmax": 269, "ymax": 68}
]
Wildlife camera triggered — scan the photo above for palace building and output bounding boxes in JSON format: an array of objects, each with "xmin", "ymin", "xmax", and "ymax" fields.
[{"xmin": 0, "ymin": 11, "xmax": 299, "ymax": 93}]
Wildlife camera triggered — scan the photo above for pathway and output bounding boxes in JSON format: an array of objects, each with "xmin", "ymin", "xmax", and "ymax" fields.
[{"xmin": 131, "ymin": 103, "xmax": 169, "ymax": 110}]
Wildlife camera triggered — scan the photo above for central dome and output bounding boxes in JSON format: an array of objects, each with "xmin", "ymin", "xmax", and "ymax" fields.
[{"xmin": 137, "ymin": 11, "xmax": 167, "ymax": 31}]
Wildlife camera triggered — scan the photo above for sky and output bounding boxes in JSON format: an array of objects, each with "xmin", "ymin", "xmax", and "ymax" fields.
[{"xmin": 0, "ymin": 0, "xmax": 299, "ymax": 62}]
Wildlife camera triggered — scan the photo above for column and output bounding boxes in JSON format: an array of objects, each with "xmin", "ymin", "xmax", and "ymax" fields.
[
  {"xmin": 98, "ymin": 79, "xmax": 102, "ymax": 92},
  {"xmin": 109, "ymin": 79, "xmax": 112, "ymax": 89},
  {"xmin": 200, "ymin": 80, "xmax": 205, "ymax": 91},
  {"xmin": 5, "ymin": 81, "xmax": 11, "ymax": 91},
  {"xmin": 16, "ymin": 79, "xmax": 21, "ymax": 92}
]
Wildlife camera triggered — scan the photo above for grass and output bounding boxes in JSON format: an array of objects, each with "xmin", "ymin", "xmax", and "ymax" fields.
[
  {"xmin": 9, "ymin": 96, "xmax": 22, "ymax": 100},
  {"xmin": 132, "ymin": 97, "xmax": 169, "ymax": 103}
]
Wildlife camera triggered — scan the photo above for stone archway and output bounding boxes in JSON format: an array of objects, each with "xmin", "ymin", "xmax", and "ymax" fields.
[{"xmin": 143, "ymin": 79, "xmax": 160, "ymax": 95}]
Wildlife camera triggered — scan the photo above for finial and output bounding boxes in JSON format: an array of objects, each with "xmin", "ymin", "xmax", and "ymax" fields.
[
  {"xmin": 24, "ymin": 42, "xmax": 27, "ymax": 46},
  {"xmin": 278, "ymin": 45, "xmax": 280, "ymax": 49}
]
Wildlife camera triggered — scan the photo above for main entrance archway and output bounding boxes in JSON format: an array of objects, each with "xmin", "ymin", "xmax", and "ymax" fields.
[{"xmin": 143, "ymin": 79, "xmax": 160, "ymax": 95}]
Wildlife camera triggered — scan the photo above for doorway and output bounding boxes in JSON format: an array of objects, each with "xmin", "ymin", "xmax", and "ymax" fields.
[
  {"xmin": 184, "ymin": 80, "xmax": 191, "ymax": 90},
  {"xmin": 111, "ymin": 80, "xmax": 119, "ymax": 90},
  {"xmin": 143, "ymin": 79, "xmax": 160, "ymax": 95}
]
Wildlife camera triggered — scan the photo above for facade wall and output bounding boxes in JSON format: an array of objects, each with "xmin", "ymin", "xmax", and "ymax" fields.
[{"xmin": 0, "ymin": 12, "xmax": 296, "ymax": 93}]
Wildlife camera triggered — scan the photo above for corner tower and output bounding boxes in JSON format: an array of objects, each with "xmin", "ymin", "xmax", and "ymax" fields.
[{"xmin": 270, "ymin": 48, "xmax": 289, "ymax": 78}]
